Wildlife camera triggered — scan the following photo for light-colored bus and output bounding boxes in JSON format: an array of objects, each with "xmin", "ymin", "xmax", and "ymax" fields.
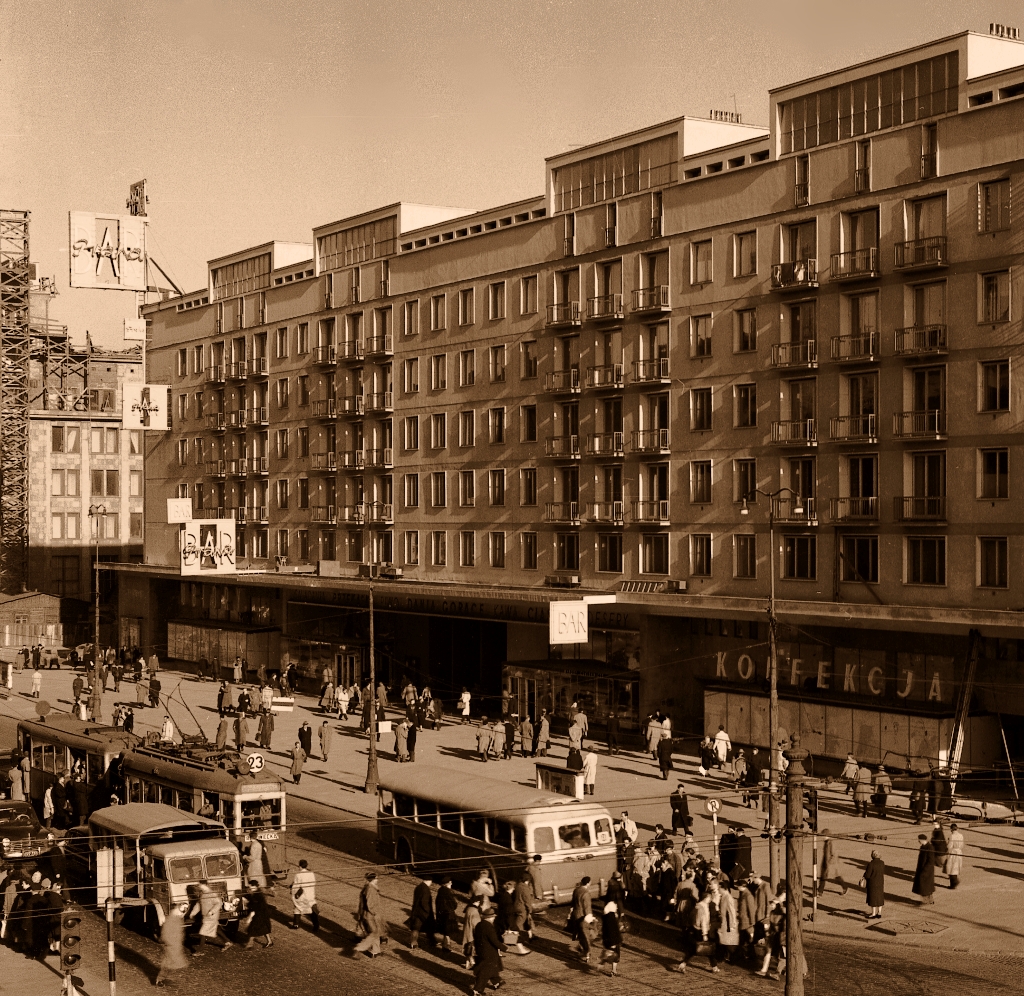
[{"xmin": 377, "ymin": 768, "xmax": 616, "ymax": 902}]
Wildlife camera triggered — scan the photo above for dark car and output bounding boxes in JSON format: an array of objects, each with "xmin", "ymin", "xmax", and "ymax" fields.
[{"xmin": 0, "ymin": 800, "xmax": 59, "ymax": 862}]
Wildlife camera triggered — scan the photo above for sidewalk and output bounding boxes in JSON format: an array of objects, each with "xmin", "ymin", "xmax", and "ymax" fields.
[{"xmin": 2, "ymin": 664, "xmax": 1023, "ymax": 956}]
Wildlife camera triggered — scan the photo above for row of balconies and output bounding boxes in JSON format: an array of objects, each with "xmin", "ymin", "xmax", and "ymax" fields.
[
  {"xmin": 313, "ymin": 335, "xmax": 395, "ymax": 366},
  {"xmin": 770, "ymin": 237, "xmax": 947, "ymax": 291},
  {"xmin": 205, "ymin": 358, "xmax": 270, "ymax": 384},
  {"xmin": 310, "ymin": 502, "xmax": 394, "ymax": 525},
  {"xmin": 204, "ymin": 457, "xmax": 270, "ymax": 477},
  {"xmin": 770, "ymin": 411, "xmax": 947, "ymax": 445}
]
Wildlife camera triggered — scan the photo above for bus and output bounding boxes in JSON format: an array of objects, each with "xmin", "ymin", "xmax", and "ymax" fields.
[{"xmin": 377, "ymin": 767, "xmax": 617, "ymax": 903}]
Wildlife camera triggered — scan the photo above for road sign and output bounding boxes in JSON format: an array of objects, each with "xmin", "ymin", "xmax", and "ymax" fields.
[
  {"xmin": 246, "ymin": 751, "xmax": 265, "ymax": 773},
  {"xmin": 704, "ymin": 797, "xmax": 722, "ymax": 815}
]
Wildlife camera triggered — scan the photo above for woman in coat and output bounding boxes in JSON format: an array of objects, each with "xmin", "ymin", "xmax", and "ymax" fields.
[
  {"xmin": 434, "ymin": 876, "xmax": 460, "ymax": 950},
  {"xmin": 852, "ymin": 766, "xmax": 873, "ymax": 817},
  {"xmin": 243, "ymin": 880, "xmax": 274, "ymax": 948},
  {"xmin": 862, "ymin": 851, "xmax": 885, "ymax": 918},
  {"xmin": 699, "ymin": 736, "xmax": 715, "ymax": 775},
  {"xmin": 646, "ymin": 714, "xmax": 662, "ymax": 757},
  {"xmin": 600, "ymin": 901, "xmax": 622, "ymax": 975},
  {"xmin": 154, "ymin": 905, "xmax": 190, "ymax": 986},
  {"xmin": 657, "ymin": 735, "xmax": 675, "ymax": 780},
  {"xmin": 946, "ymin": 824, "xmax": 964, "ymax": 888},
  {"xmin": 912, "ymin": 835, "xmax": 936, "ymax": 904},
  {"xmin": 461, "ymin": 898, "xmax": 483, "ymax": 969}
]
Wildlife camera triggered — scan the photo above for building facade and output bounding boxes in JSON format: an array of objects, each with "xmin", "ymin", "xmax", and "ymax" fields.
[{"xmin": 127, "ymin": 30, "xmax": 1024, "ymax": 766}]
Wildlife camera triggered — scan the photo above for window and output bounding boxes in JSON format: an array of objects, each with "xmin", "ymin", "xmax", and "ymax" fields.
[
  {"xmin": 979, "ymin": 537, "xmax": 1008, "ymax": 588},
  {"xmin": 297, "ymin": 529, "xmax": 309, "ymax": 561},
  {"xmin": 734, "ymin": 535, "xmax": 756, "ymax": 578},
  {"xmin": 691, "ymin": 388, "xmax": 712, "ymax": 431},
  {"xmin": 276, "ymin": 479, "xmax": 289, "ymax": 509},
  {"xmin": 346, "ymin": 530, "xmax": 364, "ymax": 563},
  {"xmin": 736, "ymin": 309, "xmax": 756, "ymax": 352},
  {"xmin": 980, "ymin": 179, "xmax": 1011, "ymax": 233},
  {"xmin": 277, "ymin": 530, "xmax": 289, "ymax": 558},
  {"xmin": 692, "ymin": 314, "xmax": 712, "ymax": 357},
  {"xmin": 430, "ymin": 354, "xmax": 447, "ymax": 390},
  {"xmin": 432, "ymin": 531, "xmax": 447, "ymax": 566},
  {"xmin": 488, "ymin": 282, "xmax": 505, "ymax": 320},
  {"xmin": 50, "ymin": 513, "xmax": 63, "ymax": 540},
  {"xmin": 489, "ymin": 469, "xmax": 505, "ymax": 506},
  {"xmin": 297, "ymin": 478, "xmax": 309, "ymax": 508},
  {"xmin": 193, "ymin": 344, "xmax": 205, "ymax": 372},
  {"xmin": 460, "ymin": 531, "xmax": 476, "ymax": 567},
  {"xmin": 129, "ymin": 512, "xmax": 141, "ymax": 539},
  {"xmin": 90, "ymin": 469, "xmax": 120, "ymax": 497},
  {"xmin": 320, "ymin": 529, "xmax": 335, "ymax": 561},
  {"xmin": 297, "ymin": 375, "xmax": 310, "ymax": 405},
  {"xmin": 129, "ymin": 470, "xmax": 141, "ymax": 497},
  {"xmin": 430, "ymin": 413, "xmax": 447, "ymax": 449},
  {"xmin": 404, "ymin": 416, "xmax": 419, "ymax": 451},
  {"xmin": 981, "ymin": 272, "xmax": 1010, "ymax": 323},
  {"xmin": 177, "ymin": 348, "xmax": 188, "ymax": 377},
  {"xmin": 276, "ymin": 429, "xmax": 289, "ymax": 458},
  {"xmin": 177, "ymin": 439, "xmax": 187, "ymax": 466},
  {"xmin": 784, "ymin": 536, "xmax": 816, "ymax": 579},
  {"xmin": 690, "ymin": 534, "xmax": 712, "ymax": 576},
  {"xmin": 297, "ymin": 427, "xmax": 309, "ymax": 457},
  {"xmin": 521, "ymin": 342, "xmax": 538, "ymax": 381},
  {"xmin": 735, "ymin": 383, "xmax": 757, "ymax": 427},
  {"xmin": 692, "ymin": 239, "xmax": 712, "ymax": 284},
  {"xmin": 430, "ymin": 294, "xmax": 446, "ymax": 330},
  {"xmin": 403, "ymin": 358, "xmax": 419, "ymax": 393},
  {"xmin": 297, "ymin": 323, "xmax": 309, "ymax": 354},
  {"xmin": 841, "ymin": 535, "xmax": 879, "ymax": 582},
  {"xmin": 90, "ymin": 427, "xmax": 119, "ymax": 454},
  {"xmin": 489, "ymin": 532, "xmax": 506, "ymax": 568},
  {"xmin": 907, "ymin": 536, "xmax": 945, "ymax": 585},
  {"xmin": 980, "ymin": 448, "xmax": 1009, "ymax": 499},
  {"xmin": 598, "ymin": 534, "xmax": 622, "ymax": 573},
  {"xmin": 275, "ymin": 327, "xmax": 288, "ymax": 358},
  {"xmin": 177, "ymin": 393, "xmax": 188, "ymax": 421},
  {"xmin": 431, "ymin": 472, "xmax": 447, "ymax": 507},
  {"xmin": 405, "ymin": 530, "xmax": 419, "ymax": 565},
  {"xmin": 643, "ymin": 533, "xmax": 669, "ymax": 574},
  {"xmin": 735, "ymin": 231, "xmax": 757, "ymax": 275},
  {"xmin": 129, "ymin": 430, "xmax": 141, "ymax": 455},
  {"xmin": 522, "ymin": 532, "xmax": 538, "ymax": 569},
  {"xmin": 556, "ymin": 533, "xmax": 580, "ymax": 571},
  {"xmin": 691, "ymin": 461, "xmax": 712, "ymax": 504},
  {"xmin": 490, "ymin": 345, "xmax": 506, "ymax": 383},
  {"xmin": 521, "ymin": 468, "xmax": 537, "ymax": 506},
  {"xmin": 51, "ymin": 470, "xmax": 64, "ymax": 497},
  {"xmin": 981, "ymin": 360, "xmax": 1010, "ymax": 411},
  {"xmin": 521, "ymin": 405, "xmax": 537, "ymax": 442},
  {"xmin": 402, "ymin": 299, "xmax": 419, "ymax": 336},
  {"xmin": 460, "ymin": 471, "xmax": 475, "ymax": 507},
  {"xmin": 194, "ymin": 392, "xmax": 205, "ymax": 418},
  {"xmin": 489, "ymin": 407, "xmax": 505, "ymax": 443},
  {"xmin": 459, "ymin": 349, "xmax": 475, "ymax": 386},
  {"xmin": 521, "ymin": 275, "xmax": 538, "ymax": 315},
  {"xmin": 458, "ymin": 288, "xmax": 474, "ymax": 325}
]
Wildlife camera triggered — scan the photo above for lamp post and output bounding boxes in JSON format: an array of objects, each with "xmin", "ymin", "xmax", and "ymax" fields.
[
  {"xmin": 740, "ymin": 485, "xmax": 804, "ymax": 892},
  {"xmin": 363, "ymin": 584, "xmax": 379, "ymax": 794},
  {"xmin": 88, "ymin": 504, "xmax": 107, "ymax": 669}
]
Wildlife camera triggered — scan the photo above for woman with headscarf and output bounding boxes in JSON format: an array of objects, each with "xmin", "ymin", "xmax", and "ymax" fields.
[
  {"xmin": 600, "ymin": 900, "xmax": 622, "ymax": 975},
  {"xmin": 861, "ymin": 850, "xmax": 885, "ymax": 919}
]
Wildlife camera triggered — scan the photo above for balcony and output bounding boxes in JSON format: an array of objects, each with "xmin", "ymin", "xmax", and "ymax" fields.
[
  {"xmin": 830, "ymin": 331, "xmax": 879, "ymax": 362},
  {"xmin": 855, "ymin": 167, "xmax": 870, "ymax": 192},
  {"xmin": 246, "ymin": 406, "xmax": 269, "ymax": 426},
  {"xmin": 894, "ymin": 495, "xmax": 947, "ymax": 522},
  {"xmin": 586, "ymin": 364, "xmax": 625, "ymax": 390},
  {"xmin": 587, "ymin": 431, "xmax": 624, "ymax": 457},
  {"xmin": 894, "ymin": 324, "xmax": 947, "ymax": 356},
  {"xmin": 366, "ymin": 502, "xmax": 394, "ymax": 524},
  {"xmin": 544, "ymin": 434, "xmax": 581, "ymax": 459},
  {"xmin": 248, "ymin": 456, "xmax": 269, "ymax": 475},
  {"xmin": 830, "ymin": 496, "xmax": 879, "ymax": 523},
  {"xmin": 197, "ymin": 507, "xmax": 225, "ymax": 520},
  {"xmin": 226, "ymin": 409, "xmax": 246, "ymax": 429},
  {"xmin": 364, "ymin": 392, "xmax": 394, "ymax": 413},
  {"xmin": 204, "ymin": 460, "xmax": 226, "ymax": 477},
  {"xmin": 772, "ymin": 496, "xmax": 817, "ymax": 524},
  {"xmin": 312, "ymin": 344, "xmax": 336, "ymax": 365},
  {"xmin": 545, "ymin": 501, "xmax": 581, "ymax": 524},
  {"xmin": 365, "ymin": 334, "xmax": 394, "ymax": 358},
  {"xmin": 543, "ymin": 368, "xmax": 581, "ymax": 394},
  {"xmin": 311, "ymin": 504, "xmax": 338, "ymax": 525},
  {"xmin": 339, "ymin": 449, "xmax": 365, "ymax": 469},
  {"xmin": 232, "ymin": 506, "xmax": 247, "ymax": 524},
  {"xmin": 227, "ymin": 361, "xmax": 247, "ymax": 380},
  {"xmin": 206, "ymin": 365, "xmax": 225, "ymax": 384},
  {"xmin": 829, "ymin": 414, "xmax": 877, "ymax": 442},
  {"xmin": 830, "ymin": 247, "xmax": 879, "ymax": 281},
  {"xmin": 604, "ymin": 227, "xmax": 617, "ymax": 248},
  {"xmin": 586, "ymin": 294, "xmax": 624, "ymax": 321},
  {"xmin": 894, "ymin": 236, "xmax": 947, "ymax": 270},
  {"xmin": 650, "ymin": 216, "xmax": 663, "ymax": 239},
  {"xmin": 771, "ymin": 340, "xmax": 817, "ymax": 369},
  {"xmin": 311, "ymin": 451, "xmax": 337, "ymax": 471},
  {"xmin": 631, "ymin": 285, "xmax": 671, "ymax": 314},
  {"xmin": 921, "ymin": 153, "xmax": 937, "ymax": 179},
  {"xmin": 338, "ymin": 340, "xmax": 364, "ymax": 362},
  {"xmin": 252, "ymin": 505, "xmax": 269, "ymax": 524},
  {"xmin": 771, "ymin": 419, "xmax": 817, "ymax": 445},
  {"xmin": 893, "ymin": 410, "xmax": 946, "ymax": 439},
  {"xmin": 364, "ymin": 447, "xmax": 393, "ymax": 469},
  {"xmin": 563, "ymin": 236, "xmax": 576, "ymax": 257},
  {"xmin": 248, "ymin": 357, "xmax": 268, "ymax": 377},
  {"xmin": 545, "ymin": 302, "xmax": 581, "ymax": 328},
  {"xmin": 341, "ymin": 503, "xmax": 366, "ymax": 523},
  {"xmin": 338, "ymin": 395, "xmax": 364, "ymax": 416},
  {"xmin": 311, "ymin": 399, "xmax": 336, "ymax": 419},
  {"xmin": 632, "ymin": 357, "xmax": 670, "ymax": 384},
  {"xmin": 631, "ymin": 428, "xmax": 669, "ymax": 454},
  {"xmin": 205, "ymin": 412, "xmax": 226, "ymax": 431},
  {"xmin": 632, "ymin": 499, "xmax": 670, "ymax": 524},
  {"xmin": 587, "ymin": 500, "xmax": 624, "ymax": 525},
  {"xmin": 226, "ymin": 458, "xmax": 247, "ymax": 477},
  {"xmin": 771, "ymin": 259, "xmax": 818, "ymax": 290},
  {"xmin": 794, "ymin": 182, "xmax": 809, "ymax": 207}
]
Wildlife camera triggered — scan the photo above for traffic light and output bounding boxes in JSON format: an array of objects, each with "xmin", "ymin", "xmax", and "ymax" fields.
[
  {"xmin": 61, "ymin": 906, "xmax": 83, "ymax": 971},
  {"xmin": 805, "ymin": 787, "xmax": 819, "ymax": 833}
]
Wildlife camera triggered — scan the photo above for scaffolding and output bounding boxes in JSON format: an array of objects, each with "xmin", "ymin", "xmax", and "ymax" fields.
[{"xmin": 0, "ymin": 210, "xmax": 31, "ymax": 594}]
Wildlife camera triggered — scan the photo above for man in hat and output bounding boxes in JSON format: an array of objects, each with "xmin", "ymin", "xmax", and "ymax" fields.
[
  {"xmin": 912, "ymin": 833, "xmax": 936, "ymax": 904},
  {"xmin": 873, "ymin": 765, "xmax": 893, "ymax": 818},
  {"xmin": 669, "ymin": 781, "xmax": 691, "ymax": 835},
  {"xmin": 472, "ymin": 906, "xmax": 507, "ymax": 995}
]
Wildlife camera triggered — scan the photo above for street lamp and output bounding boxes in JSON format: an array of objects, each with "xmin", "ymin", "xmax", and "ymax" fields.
[
  {"xmin": 363, "ymin": 584, "xmax": 379, "ymax": 794},
  {"xmin": 740, "ymin": 485, "xmax": 803, "ymax": 892},
  {"xmin": 88, "ymin": 504, "xmax": 107, "ymax": 669}
]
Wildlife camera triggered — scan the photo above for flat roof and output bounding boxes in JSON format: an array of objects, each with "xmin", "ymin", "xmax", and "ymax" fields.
[
  {"xmin": 88, "ymin": 802, "xmax": 225, "ymax": 837},
  {"xmin": 19, "ymin": 715, "xmax": 141, "ymax": 754}
]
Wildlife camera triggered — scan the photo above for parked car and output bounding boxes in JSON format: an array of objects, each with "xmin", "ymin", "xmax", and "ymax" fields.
[{"xmin": 0, "ymin": 799, "xmax": 59, "ymax": 862}]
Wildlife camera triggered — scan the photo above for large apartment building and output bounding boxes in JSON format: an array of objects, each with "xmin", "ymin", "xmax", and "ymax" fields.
[{"xmin": 126, "ymin": 30, "xmax": 1024, "ymax": 765}]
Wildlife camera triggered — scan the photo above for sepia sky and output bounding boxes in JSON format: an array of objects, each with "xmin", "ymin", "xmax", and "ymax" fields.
[{"xmin": 1, "ymin": 0, "xmax": 1018, "ymax": 345}]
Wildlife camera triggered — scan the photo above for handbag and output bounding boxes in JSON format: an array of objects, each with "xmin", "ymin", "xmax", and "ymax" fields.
[
  {"xmin": 718, "ymin": 926, "xmax": 740, "ymax": 947},
  {"xmin": 695, "ymin": 939, "xmax": 717, "ymax": 957},
  {"xmin": 501, "ymin": 930, "xmax": 519, "ymax": 945}
]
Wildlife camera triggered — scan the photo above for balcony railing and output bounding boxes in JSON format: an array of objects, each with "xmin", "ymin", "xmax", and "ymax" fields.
[
  {"xmin": 893, "ymin": 410, "xmax": 946, "ymax": 439},
  {"xmin": 586, "ymin": 364, "xmax": 625, "ymax": 389},
  {"xmin": 233, "ymin": 506, "xmax": 247, "ymax": 524},
  {"xmin": 894, "ymin": 495, "xmax": 947, "ymax": 522},
  {"xmin": 650, "ymin": 216, "xmax": 663, "ymax": 239},
  {"xmin": 338, "ymin": 395, "xmax": 364, "ymax": 416},
  {"xmin": 830, "ymin": 496, "xmax": 879, "ymax": 522},
  {"xmin": 563, "ymin": 236, "xmax": 576, "ymax": 257},
  {"xmin": 227, "ymin": 361, "xmax": 247, "ymax": 379},
  {"xmin": 248, "ymin": 456, "xmax": 269, "ymax": 474},
  {"xmin": 204, "ymin": 460, "xmax": 226, "ymax": 477},
  {"xmin": 631, "ymin": 285, "xmax": 670, "ymax": 313},
  {"xmin": 921, "ymin": 153, "xmax": 937, "ymax": 179},
  {"xmin": 855, "ymin": 167, "xmax": 870, "ymax": 192},
  {"xmin": 894, "ymin": 324, "xmax": 947, "ymax": 356},
  {"xmin": 544, "ymin": 434, "xmax": 581, "ymax": 458},
  {"xmin": 586, "ymin": 294, "xmax": 624, "ymax": 321},
  {"xmin": 632, "ymin": 357, "xmax": 670, "ymax": 383},
  {"xmin": 338, "ymin": 340, "xmax": 364, "ymax": 361},
  {"xmin": 771, "ymin": 419, "xmax": 817, "ymax": 445},
  {"xmin": 340, "ymin": 449, "xmax": 365, "ymax": 469},
  {"xmin": 341, "ymin": 503, "xmax": 366, "ymax": 523},
  {"xmin": 632, "ymin": 499, "xmax": 670, "ymax": 523},
  {"xmin": 771, "ymin": 259, "xmax": 818, "ymax": 290},
  {"xmin": 226, "ymin": 409, "xmax": 245, "ymax": 429},
  {"xmin": 366, "ymin": 334, "xmax": 394, "ymax": 357},
  {"xmin": 311, "ymin": 399, "xmax": 336, "ymax": 419},
  {"xmin": 545, "ymin": 302, "xmax": 581, "ymax": 327},
  {"xmin": 545, "ymin": 501, "xmax": 581, "ymax": 524},
  {"xmin": 587, "ymin": 500, "xmax": 625, "ymax": 524},
  {"xmin": 206, "ymin": 365, "xmax": 225, "ymax": 384},
  {"xmin": 772, "ymin": 496, "xmax": 817, "ymax": 523},
  {"xmin": 604, "ymin": 227, "xmax": 617, "ymax": 248},
  {"xmin": 365, "ymin": 392, "xmax": 394, "ymax": 412},
  {"xmin": 366, "ymin": 502, "xmax": 394, "ymax": 524},
  {"xmin": 205, "ymin": 412, "xmax": 226, "ymax": 430},
  {"xmin": 631, "ymin": 428, "xmax": 669, "ymax": 453},
  {"xmin": 544, "ymin": 368, "xmax": 581, "ymax": 394},
  {"xmin": 830, "ymin": 247, "xmax": 879, "ymax": 280},
  {"xmin": 252, "ymin": 505, "xmax": 269, "ymax": 523},
  {"xmin": 587, "ymin": 431, "xmax": 624, "ymax": 456},
  {"xmin": 830, "ymin": 331, "xmax": 879, "ymax": 362},
  {"xmin": 246, "ymin": 406, "xmax": 269, "ymax": 425},
  {"xmin": 364, "ymin": 447, "xmax": 393, "ymax": 468},
  {"xmin": 894, "ymin": 236, "xmax": 947, "ymax": 269},
  {"xmin": 226, "ymin": 458, "xmax": 247, "ymax": 477},
  {"xmin": 248, "ymin": 357, "xmax": 268, "ymax": 376},
  {"xmin": 311, "ymin": 504, "xmax": 338, "ymax": 525},
  {"xmin": 312, "ymin": 344, "xmax": 336, "ymax": 364},
  {"xmin": 311, "ymin": 451, "xmax": 337, "ymax": 471},
  {"xmin": 771, "ymin": 340, "xmax": 817, "ymax": 368},
  {"xmin": 794, "ymin": 182, "xmax": 809, "ymax": 207},
  {"xmin": 829, "ymin": 414, "xmax": 877, "ymax": 442},
  {"xmin": 197, "ymin": 507, "xmax": 226, "ymax": 520}
]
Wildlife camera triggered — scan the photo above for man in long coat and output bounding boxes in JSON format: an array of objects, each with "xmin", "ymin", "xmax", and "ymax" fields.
[
  {"xmin": 472, "ymin": 908, "xmax": 507, "ymax": 995},
  {"xmin": 408, "ymin": 875, "xmax": 435, "ymax": 949},
  {"xmin": 912, "ymin": 834, "xmax": 936, "ymax": 904}
]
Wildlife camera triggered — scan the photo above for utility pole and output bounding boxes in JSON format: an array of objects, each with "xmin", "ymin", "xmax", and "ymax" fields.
[
  {"xmin": 363, "ymin": 584, "xmax": 379, "ymax": 794},
  {"xmin": 89, "ymin": 504, "xmax": 107, "ymax": 666},
  {"xmin": 784, "ymin": 733, "xmax": 809, "ymax": 996}
]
